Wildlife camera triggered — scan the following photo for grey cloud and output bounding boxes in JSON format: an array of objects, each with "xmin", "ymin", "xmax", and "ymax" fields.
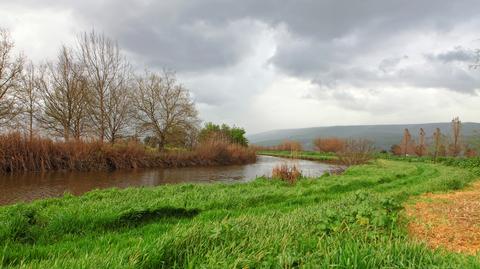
[
  {"xmin": 379, "ymin": 56, "xmax": 408, "ymax": 73},
  {"xmin": 426, "ymin": 46, "xmax": 477, "ymax": 63},
  {"xmin": 4, "ymin": 0, "xmax": 480, "ymax": 106},
  {"xmin": 11, "ymin": 0, "xmax": 480, "ymax": 72},
  {"xmin": 118, "ymin": 19, "xmax": 263, "ymax": 72},
  {"xmin": 307, "ymin": 47, "xmax": 480, "ymax": 102},
  {"xmin": 399, "ymin": 64, "xmax": 480, "ymax": 93}
]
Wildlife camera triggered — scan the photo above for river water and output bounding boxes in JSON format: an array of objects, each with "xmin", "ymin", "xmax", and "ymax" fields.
[{"xmin": 0, "ymin": 155, "xmax": 333, "ymax": 205}]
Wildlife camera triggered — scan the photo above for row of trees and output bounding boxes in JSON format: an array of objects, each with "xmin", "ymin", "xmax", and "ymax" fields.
[
  {"xmin": 0, "ymin": 28, "xmax": 199, "ymax": 149},
  {"xmin": 392, "ymin": 117, "xmax": 477, "ymax": 158}
]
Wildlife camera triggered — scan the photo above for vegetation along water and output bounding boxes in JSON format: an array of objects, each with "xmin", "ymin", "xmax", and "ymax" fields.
[{"xmin": 1, "ymin": 155, "xmax": 480, "ymax": 268}]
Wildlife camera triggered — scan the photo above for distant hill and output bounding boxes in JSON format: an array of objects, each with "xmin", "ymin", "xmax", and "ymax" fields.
[{"xmin": 248, "ymin": 122, "xmax": 480, "ymax": 150}]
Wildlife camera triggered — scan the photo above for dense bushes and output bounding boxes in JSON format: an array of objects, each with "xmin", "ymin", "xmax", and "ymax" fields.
[
  {"xmin": 198, "ymin": 122, "xmax": 248, "ymax": 146},
  {"xmin": 0, "ymin": 133, "xmax": 256, "ymax": 173},
  {"xmin": 436, "ymin": 157, "xmax": 480, "ymax": 175},
  {"xmin": 376, "ymin": 153, "xmax": 480, "ymax": 176}
]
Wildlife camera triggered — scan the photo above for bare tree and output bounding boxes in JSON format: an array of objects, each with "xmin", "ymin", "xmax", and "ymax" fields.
[
  {"xmin": 337, "ymin": 138, "xmax": 374, "ymax": 166},
  {"xmin": 77, "ymin": 30, "xmax": 131, "ymax": 143},
  {"xmin": 17, "ymin": 62, "xmax": 40, "ymax": 140},
  {"xmin": 132, "ymin": 70, "xmax": 199, "ymax": 150},
  {"xmin": 449, "ymin": 117, "xmax": 462, "ymax": 157},
  {"xmin": 400, "ymin": 128, "xmax": 415, "ymax": 157},
  {"xmin": 104, "ymin": 75, "xmax": 134, "ymax": 143},
  {"xmin": 0, "ymin": 28, "xmax": 23, "ymax": 129},
  {"xmin": 415, "ymin": 128, "xmax": 427, "ymax": 156},
  {"xmin": 432, "ymin": 128, "xmax": 442, "ymax": 163},
  {"xmin": 38, "ymin": 46, "xmax": 89, "ymax": 140}
]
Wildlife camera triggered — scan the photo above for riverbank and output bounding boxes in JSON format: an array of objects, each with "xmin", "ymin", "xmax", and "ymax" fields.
[
  {"xmin": 257, "ymin": 150, "xmax": 339, "ymax": 163},
  {"xmin": 0, "ymin": 133, "xmax": 256, "ymax": 173},
  {"xmin": 1, "ymin": 160, "xmax": 479, "ymax": 268},
  {"xmin": 0, "ymin": 156, "xmax": 332, "ymax": 206}
]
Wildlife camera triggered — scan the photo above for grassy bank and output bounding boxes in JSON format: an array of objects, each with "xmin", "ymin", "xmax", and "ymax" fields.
[
  {"xmin": 0, "ymin": 133, "xmax": 256, "ymax": 173},
  {"xmin": 257, "ymin": 150, "xmax": 338, "ymax": 163},
  {"xmin": 1, "ymin": 160, "xmax": 479, "ymax": 268}
]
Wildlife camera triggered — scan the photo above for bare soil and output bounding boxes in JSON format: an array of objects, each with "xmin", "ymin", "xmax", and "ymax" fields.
[{"xmin": 405, "ymin": 181, "xmax": 480, "ymax": 254}]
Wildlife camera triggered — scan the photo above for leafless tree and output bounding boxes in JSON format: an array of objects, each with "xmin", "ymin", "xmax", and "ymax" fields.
[
  {"xmin": 0, "ymin": 28, "xmax": 23, "ymax": 130},
  {"xmin": 132, "ymin": 70, "xmax": 199, "ymax": 150},
  {"xmin": 449, "ymin": 117, "xmax": 462, "ymax": 157},
  {"xmin": 38, "ymin": 46, "xmax": 89, "ymax": 140},
  {"xmin": 337, "ymin": 138, "xmax": 374, "ymax": 166},
  {"xmin": 415, "ymin": 128, "xmax": 427, "ymax": 156},
  {"xmin": 400, "ymin": 128, "xmax": 415, "ymax": 157},
  {"xmin": 17, "ymin": 62, "xmax": 41, "ymax": 140},
  {"xmin": 104, "ymin": 75, "xmax": 134, "ymax": 143},
  {"xmin": 77, "ymin": 30, "xmax": 131, "ymax": 143},
  {"xmin": 432, "ymin": 128, "xmax": 442, "ymax": 162}
]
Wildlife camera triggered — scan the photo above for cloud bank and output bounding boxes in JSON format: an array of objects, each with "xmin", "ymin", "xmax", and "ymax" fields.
[{"xmin": 1, "ymin": 0, "xmax": 480, "ymax": 133}]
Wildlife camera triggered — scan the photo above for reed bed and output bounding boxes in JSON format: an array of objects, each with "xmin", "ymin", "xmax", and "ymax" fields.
[
  {"xmin": 0, "ymin": 133, "xmax": 256, "ymax": 173},
  {"xmin": 271, "ymin": 163, "xmax": 302, "ymax": 184}
]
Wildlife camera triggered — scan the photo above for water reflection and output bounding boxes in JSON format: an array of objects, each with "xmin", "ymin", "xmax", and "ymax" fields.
[{"xmin": 0, "ymin": 156, "xmax": 332, "ymax": 205}]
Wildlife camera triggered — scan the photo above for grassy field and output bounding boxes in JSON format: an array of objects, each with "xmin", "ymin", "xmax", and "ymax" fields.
[
  {"xmin": 1, "ymin": 160, "xmax": 479, "ymax": 268},
  {"xmin": 257, "ymin": 150, "xmax": 338, "ymax": 163}
]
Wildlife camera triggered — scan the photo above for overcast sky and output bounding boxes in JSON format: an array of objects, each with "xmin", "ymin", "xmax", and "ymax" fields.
[{"xmin": 1, "ymin": 0, "xmax": 480, "ymax": 134}]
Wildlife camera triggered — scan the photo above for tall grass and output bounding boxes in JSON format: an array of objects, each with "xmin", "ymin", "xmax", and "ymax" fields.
[
  {"xmin": 0, "ymin": 160, "xmax": 478, "ymax": 268},
  {"xmin": 271, "ymin": 163, "xmax": 302, "ymax": 184},
  {"xmin": 0, "ymin": 133, "xmax": 256, "ymax": 173}
]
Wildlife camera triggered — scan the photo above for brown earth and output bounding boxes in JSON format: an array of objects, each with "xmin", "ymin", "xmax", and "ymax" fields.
[{"xmin": 405, "ymin": 181, "xmax": 480, "ymax": 255}]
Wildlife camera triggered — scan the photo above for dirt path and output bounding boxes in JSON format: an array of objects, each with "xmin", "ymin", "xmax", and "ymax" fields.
[{"xmin": 405, "ymin": 182, "xmax": 480, "ymax": 255}]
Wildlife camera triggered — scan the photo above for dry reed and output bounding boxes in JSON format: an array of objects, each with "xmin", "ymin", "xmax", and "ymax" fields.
[
  {"xmin": 0, "ymin": 133, "xmax": 257, "ymax": 174},
  {"xmin": 271, "ymin": 163, "xmax": 302, "ymax": 184}
]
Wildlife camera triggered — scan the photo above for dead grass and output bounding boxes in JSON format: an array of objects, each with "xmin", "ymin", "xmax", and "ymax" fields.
[
  {"xmin": 0, "ymin": 133, "xmax": 257, "ymax": 173},
  {"xmin": 405, "ymin": 181, "xmax": 480, "ymax": 255},
  {"xmin": 271, "ymin": 163, "xmax": 302, "ymax": 184}
]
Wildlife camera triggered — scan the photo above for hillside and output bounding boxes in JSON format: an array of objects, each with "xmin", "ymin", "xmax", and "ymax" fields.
[{"xmin": 248, "ymin": 122, "xmax": 480, "ymax": 150}]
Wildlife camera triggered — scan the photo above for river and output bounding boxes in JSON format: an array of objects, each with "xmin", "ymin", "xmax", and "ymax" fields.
[{"xmin": 0, "ymin": 155, "xmax": 333, "ymax": 205}]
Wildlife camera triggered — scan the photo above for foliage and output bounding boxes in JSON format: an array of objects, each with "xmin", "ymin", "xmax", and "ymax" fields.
[
  {"xmin": 375, "ymin": 152, "xmax": 480, "ymax": 176},
  {"xmin": 0, "ymin": 160, "xmax": 478, "ymax": 267},
  {"xmin": 199, "ymin": 122, "xmax": 248, "ymax": 146}
]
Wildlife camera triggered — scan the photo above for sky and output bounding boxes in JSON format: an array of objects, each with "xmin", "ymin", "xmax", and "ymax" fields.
[{"xmin": 1, "ymin": 0, "xmax": 480, "ymax": 134}]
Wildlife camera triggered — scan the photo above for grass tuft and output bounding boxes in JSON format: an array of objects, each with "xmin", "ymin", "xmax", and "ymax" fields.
[{"xmin": 271, "ymin": 163, "xmax": 302, "ymax": 184}]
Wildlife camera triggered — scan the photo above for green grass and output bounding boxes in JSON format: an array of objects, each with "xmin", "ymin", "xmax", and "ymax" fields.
[
  {"xmin": 1, "ymin": 160, "xmax": 479, "ymax": 268},
  {"xmin": 258, "ymin": 150, "xmax": 338, "ymax": 163}
]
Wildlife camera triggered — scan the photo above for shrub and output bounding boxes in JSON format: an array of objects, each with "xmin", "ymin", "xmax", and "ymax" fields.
[
  {"xmin": 271, "ymin": 163, "xmax": 302, "ymax": 184},
  {"xmin": 313, "ymin": 137, "xmax": 345, "ymax": 153},
  {"xmin": 274, "ymin": 140, "xmax": 303, "ymax": 152},
  {"xmin": 337, "ymin": 139, "xmax": 374, "ymax": 166}
]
